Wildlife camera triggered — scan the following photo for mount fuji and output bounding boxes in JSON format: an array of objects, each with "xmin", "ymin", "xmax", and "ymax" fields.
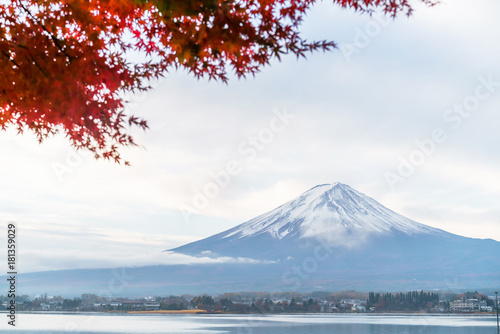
[
  {"xmin": 170, "ymin": 182, "xmax": 450, "ymax": 260},
  {"xmin": 166, "ymin": 182, "xmax": 499, "ymax": 292},
  {"xmin": 12, "ymin": 183, "xmax": 500, "ymax": 296}
]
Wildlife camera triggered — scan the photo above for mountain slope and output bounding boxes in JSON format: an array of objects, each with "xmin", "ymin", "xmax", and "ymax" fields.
[
  {"xmin": 169, "ymin": 183, "xmax": 449, "ymax": 259},
  {"xmin": 164, "ymin": 182, "xmax": 500, "ymax": 293},
  {"xmin": 11, "ymin": 183, "xmax": 500, "ymax": 296}
]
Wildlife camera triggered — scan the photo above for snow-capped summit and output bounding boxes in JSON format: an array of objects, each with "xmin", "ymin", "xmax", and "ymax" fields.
[
  {"xmin": 222, "ymin": 182, "xmax": 442, "ymax": 241},
  {"xmin": 170, "ymin": 183, "xmax": 450, "ymax": 259}
]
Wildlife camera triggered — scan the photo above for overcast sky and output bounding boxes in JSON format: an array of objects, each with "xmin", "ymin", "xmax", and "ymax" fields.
[{"xmin": 1, "ymin": 0, "xmax": 499, "ymax": 273}]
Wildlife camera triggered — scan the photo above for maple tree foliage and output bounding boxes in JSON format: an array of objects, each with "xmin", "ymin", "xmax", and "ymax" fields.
[{"xmin": 0, "ymin": 0, "xmax": 437, "ymax": 163}]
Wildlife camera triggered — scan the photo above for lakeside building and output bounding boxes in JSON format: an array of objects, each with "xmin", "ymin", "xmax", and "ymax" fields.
[
  {"xmin": 110, "ymin": 300, "xmax": 123, "ymax": 307},
  {"xmin": 450, "ymin": 299, "xmax": 487, "ymax": 312},
  {"xmin": 121, "ymin": 300, "xmax": 160, "ymax": 311}
]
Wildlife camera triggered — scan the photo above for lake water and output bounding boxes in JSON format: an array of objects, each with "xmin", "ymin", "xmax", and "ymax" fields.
[{"xmin": 0, "ymin": 313, "xmax": 496, "ymax": 333}]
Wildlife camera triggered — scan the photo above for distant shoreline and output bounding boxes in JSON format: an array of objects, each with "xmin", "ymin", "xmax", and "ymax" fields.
[
  {"xmin": 127, "ymin": 310, "xmax": 496, "ymax": 316},
  {"xmin": 127, "ymin": 310, "xmax": 213, "ymax": 314},
  {"xmin": 0, "ymin": 310, "xmax": 495, "ymax": 316}
]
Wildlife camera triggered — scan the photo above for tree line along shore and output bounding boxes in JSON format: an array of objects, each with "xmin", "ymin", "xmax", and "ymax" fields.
[{"xmin": 1, "ymin": 290, "xmax": 497, "ymax": 314}]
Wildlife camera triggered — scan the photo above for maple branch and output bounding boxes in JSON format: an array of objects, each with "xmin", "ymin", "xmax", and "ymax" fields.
[
  {"xmin": 27, "ymin": 53, "xmax": 49, "ymax": 78},
  {"xmin": 18, "ymin": 1, "xmax": 74, "ymax": 62},
  {"xmin": 3, "ymin": 41, "xmax": 48, "ymax": 77},
  {"xmin": 1, "ymin": 50, "xmax": 20, "ymax": 68},
  {"xmin": 0, "ymin": 0, "xmax": 437, "ymax": 164}
]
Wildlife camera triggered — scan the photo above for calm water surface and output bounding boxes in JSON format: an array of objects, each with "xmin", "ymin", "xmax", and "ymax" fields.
[{"xmin": 0, "ymin": 313, "xmax": 496, "ymax": 333}]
